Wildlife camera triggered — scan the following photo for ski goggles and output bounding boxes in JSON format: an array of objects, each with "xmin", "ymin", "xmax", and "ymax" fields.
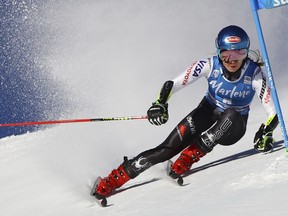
[{"xmin": 219, "ymin": 49, "xmax": 248, "ymax": 63}]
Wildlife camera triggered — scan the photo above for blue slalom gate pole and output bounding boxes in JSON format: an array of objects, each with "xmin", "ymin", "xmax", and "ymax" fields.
[{"xmin": 250, "ymin": 0, "xmax": 288, "ymax": 156}]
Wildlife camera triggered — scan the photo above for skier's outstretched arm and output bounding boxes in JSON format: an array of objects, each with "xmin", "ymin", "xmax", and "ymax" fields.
[
  {"xmin": 147, "ymin": 80, "xmax": 173, "ymax": 125},
  {"xmin": 147, "ymin": 58, "xmax": 212, "ymax": 126}
]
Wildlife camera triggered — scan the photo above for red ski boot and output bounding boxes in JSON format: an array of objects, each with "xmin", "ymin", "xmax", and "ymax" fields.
[
  {"xmin": 170, "ymin": 143, "xmax": 206, "ymax": 176},
  {"xmin": 95, "ymin": 164, "xmax": 131, "ymax": 197}
]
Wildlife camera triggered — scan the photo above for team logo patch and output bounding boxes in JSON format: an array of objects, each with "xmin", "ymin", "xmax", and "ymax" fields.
[
  {"xmin": 177, "ymin": 124, "xmax": 187, "ymax": 141},
  {"xmin": 132, "ymin": 156, "xmax": 148, "ymax": 171},
  {"xmin": 186, "ymin": 116, "xmax": 196, "ymax": 134},
  {"xmin": 211, "ymin": 70, "xmax": 220, "ymax": 78},
  {"xmin": 244, "ymin": 76, "xmax": 252, "ymax": 84},
  {"xmin": 264, "ymin": 86, "xmax": 271, "ymax": 104}
]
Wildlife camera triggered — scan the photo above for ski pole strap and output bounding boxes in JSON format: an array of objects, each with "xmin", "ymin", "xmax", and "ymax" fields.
[{"xmin": 0, "ymin": 115, "xmax": 148, "ymax": 127}]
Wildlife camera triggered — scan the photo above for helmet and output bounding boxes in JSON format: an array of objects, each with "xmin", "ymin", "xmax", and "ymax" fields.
[{"xmin": 215, "ymin": 25, "xmax": 250, "ymax": 55}]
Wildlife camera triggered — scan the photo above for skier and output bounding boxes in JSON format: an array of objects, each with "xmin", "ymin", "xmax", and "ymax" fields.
[{"xmin": 92, "ymin": 25, "xmax": 278, "ymax": 198}]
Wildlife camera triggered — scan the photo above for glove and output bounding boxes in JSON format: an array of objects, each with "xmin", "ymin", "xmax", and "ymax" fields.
[
  {"xmin": 147, "ymin": 100, "xmax": 169, "ymax": 126},
  {"xmin": 253, "ymin": 123, "xmax": 274, "ymax": 153}
]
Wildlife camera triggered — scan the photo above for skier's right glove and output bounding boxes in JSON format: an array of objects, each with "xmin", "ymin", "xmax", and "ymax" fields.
[
  {"xmin": 253, "ymin": 123, "xmax": 274, "ymax": 153},
  {"xmin": 147, "ymin": 100, "xmax": 169, "ymax": 126}
]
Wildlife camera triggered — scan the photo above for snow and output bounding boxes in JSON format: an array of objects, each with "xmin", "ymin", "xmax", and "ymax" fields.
[{"xmin": 0, "ymin": 1, "xmax": 288, "ymax": 216}]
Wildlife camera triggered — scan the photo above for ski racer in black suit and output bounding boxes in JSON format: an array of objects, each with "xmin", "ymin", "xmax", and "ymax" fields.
[{"xmin": 92, "ymin": 25, "xmax": 279, "ymax": 198}]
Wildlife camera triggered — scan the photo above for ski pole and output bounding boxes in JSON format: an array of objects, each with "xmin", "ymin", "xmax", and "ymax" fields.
[{"xmin": 0, "ymin": 115, "xmax": 148, "ymax": 127}]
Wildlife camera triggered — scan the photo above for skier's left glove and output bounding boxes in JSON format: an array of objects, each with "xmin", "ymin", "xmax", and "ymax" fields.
[
  {"xmin": 253, "ymin": 123, "xmax": 274, "ymax": 153},
  {"xmin": 147, "ymin": 100, "xmax": 169, "ymax": 126}
]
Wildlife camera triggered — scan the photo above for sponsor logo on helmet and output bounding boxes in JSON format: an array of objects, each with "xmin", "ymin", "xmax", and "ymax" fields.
[{"xmin": 225, "ymin": 36, "xmax": 241, "ymax": 43}]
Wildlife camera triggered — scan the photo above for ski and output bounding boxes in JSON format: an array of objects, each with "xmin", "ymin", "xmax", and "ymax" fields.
[
  {"xmin": 166, "ymin": 160, "xmax": 184, "ymax": 186},
  {"xmin": 90, "ymin": 177, "xmax": 108, "ymax": 207}
]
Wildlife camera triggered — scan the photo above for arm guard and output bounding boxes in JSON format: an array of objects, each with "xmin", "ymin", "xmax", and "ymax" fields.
[
  {"xmin": 156, "ymin": 80, "xmax": 174, "ymax": 104},
  {"xmin": 264, "ymin": 114, "xmax": 278, "ymax": 133}
]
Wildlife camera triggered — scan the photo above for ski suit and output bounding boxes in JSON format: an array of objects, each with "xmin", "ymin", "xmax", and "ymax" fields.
[{"xmin": 122, "ymin": 56, "xmax": 278, "ymax": 178}]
